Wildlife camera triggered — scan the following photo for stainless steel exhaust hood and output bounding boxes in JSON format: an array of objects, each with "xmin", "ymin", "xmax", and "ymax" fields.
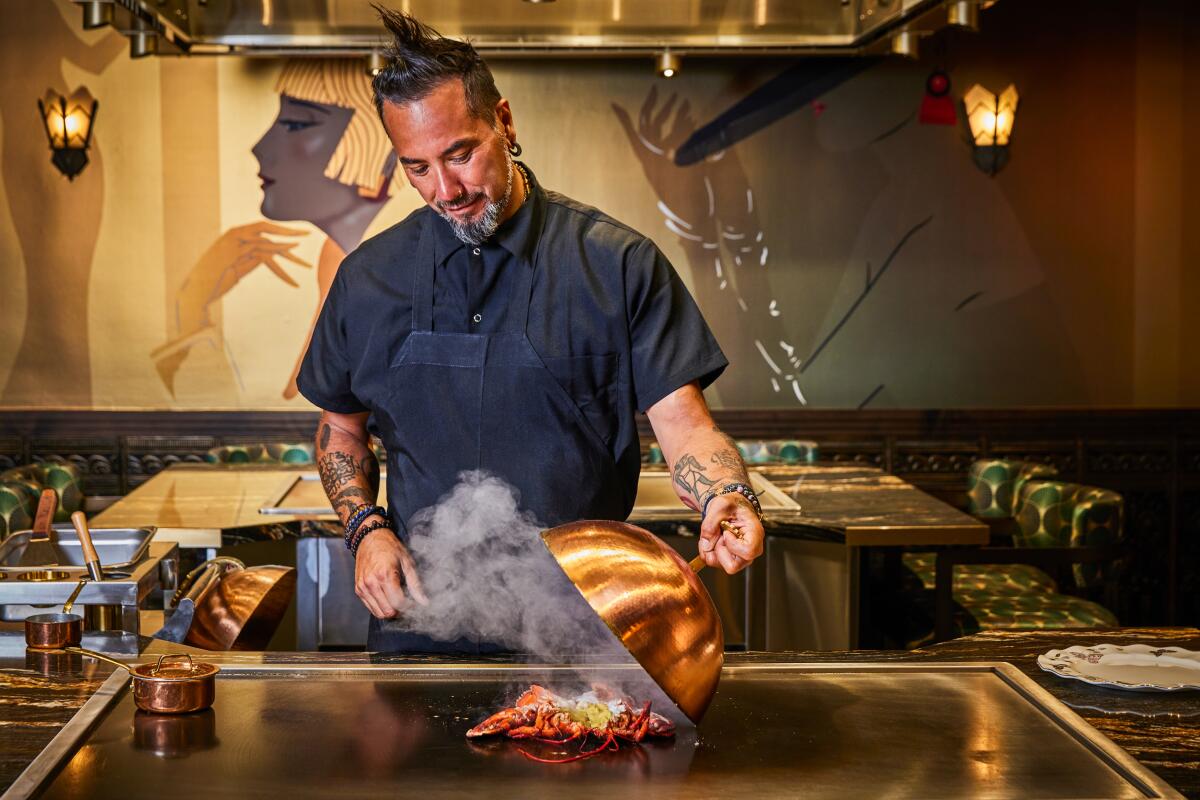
[{"xmin": 74, "ymin": 0, "xmax": 998, "ymax": 59}]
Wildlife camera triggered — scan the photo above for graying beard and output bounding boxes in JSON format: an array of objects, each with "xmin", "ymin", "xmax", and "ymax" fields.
[{"xmin": 441, "ymin": 146, "xmax": 515, "ymax": 246}]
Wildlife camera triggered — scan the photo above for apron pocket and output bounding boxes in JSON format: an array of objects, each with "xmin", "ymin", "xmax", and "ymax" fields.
[{"xmin": 542, "ymin": 353, "xmax": 621, "ymax": 446}]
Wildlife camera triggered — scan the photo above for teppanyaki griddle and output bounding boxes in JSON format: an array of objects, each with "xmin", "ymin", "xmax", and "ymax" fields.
[{"xmin": 8, "ymin": 660, "xmax": 1180, "ymax": 800}]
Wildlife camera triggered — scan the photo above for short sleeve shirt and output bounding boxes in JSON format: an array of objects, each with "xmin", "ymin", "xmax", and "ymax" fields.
[{"xmin": 297, "ymin": 166, "xmax": 727, "ymax": 475}]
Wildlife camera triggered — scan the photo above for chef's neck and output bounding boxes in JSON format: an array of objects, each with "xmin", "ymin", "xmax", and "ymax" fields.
[{"xmin": 496, "ymin": 161, "xmax": 529, "ymax": 228}]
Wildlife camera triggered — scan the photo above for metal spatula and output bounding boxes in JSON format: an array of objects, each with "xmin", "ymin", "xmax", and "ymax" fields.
[{"xmin": 19, "ymin": 490, "xmax": 64, "ymax": 567}]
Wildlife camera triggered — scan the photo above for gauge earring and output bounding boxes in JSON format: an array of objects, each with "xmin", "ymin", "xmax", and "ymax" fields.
[{"xmin": 509, "ymin": 141, "xmax": 522, "ymax": 157}]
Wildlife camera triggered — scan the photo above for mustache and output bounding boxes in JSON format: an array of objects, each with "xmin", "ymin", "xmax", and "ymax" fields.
[{"xmin": 437, "ymin": 191, "xmax": 486, "ymax": 213}]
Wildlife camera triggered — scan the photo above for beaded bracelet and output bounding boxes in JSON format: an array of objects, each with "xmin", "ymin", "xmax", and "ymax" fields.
[
  {"xmin": 702, "ymin": 482, "xmax": 763, "ymax": 521},
  {"xmin": 349, "ymin": 519, "xmax": 394, "ymax": 557},
  {"xmin": 344, "ymin": 504, "xmax": 387, "ymax": 550}
]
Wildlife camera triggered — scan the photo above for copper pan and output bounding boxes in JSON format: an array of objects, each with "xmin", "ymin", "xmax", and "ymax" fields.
[
  {"xmin": 24, "ymin": 578, "xmax": 87, "ymax": 650},
  {"xmin": 540, "ymin": 520, "xmax": 723, "ymax": 724},
  {"xmin": 185, "ymin": 563, "xmax": 296, "ymax": 651},
  {"xmin": 67, "ymin": 648, "xmax": 218, "ymax": 714}
]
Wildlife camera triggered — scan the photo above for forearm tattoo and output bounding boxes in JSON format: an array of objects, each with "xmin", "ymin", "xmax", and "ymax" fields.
[
  {"xmin": 709, "ymin": 426, "xmax": 750, "ymax": 480},
  {"xmin": 317, "ymin": 451, "xmax": 358, "ymax": 496},
  {"xmin": 317, "ymin": 439, "xmax": 381, "ymax": 524},
  {"xmin": 673, "ymin": 453, "xmax": 717, "ymax": 507}
]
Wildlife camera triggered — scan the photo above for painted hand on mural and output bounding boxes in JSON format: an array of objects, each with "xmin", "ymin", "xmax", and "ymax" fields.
[
  {"xmin": 615, "ymin": 88, "xmax": 806, "ymax": 405},
  {"xmin": 151, "ymin": 222, "xmax": 311, "ymax": 395}
]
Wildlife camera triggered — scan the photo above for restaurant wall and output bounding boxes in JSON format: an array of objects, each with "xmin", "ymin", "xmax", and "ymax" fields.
[{"xmin": 1, "ymin": 0, "xmax": 1196, "ymax": 411}]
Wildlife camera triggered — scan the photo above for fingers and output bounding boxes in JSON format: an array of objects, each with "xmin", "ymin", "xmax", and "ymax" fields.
[
  {"xmin": 398, "ymin": 551, "xmax": 429, "ymax": 606},
  {"xmin": 273, "ymin": 245, "xmax": 313, "ymax": 268},
  {"xmin": 247, "ymin": 221, "xmax": 310, "ymax": 236},
  {"xmin": 260, "ymin": 255, "xmax": 300, "ymax": 287},
  {"xmin": 700, "ymin": 494, "xmax": 765, "ymax": 574},
  {"xmin": 639, "ymin": 85, "xmax": 659, "ymax": 127},
  {"xmin": 651, "ymin": 93, "xmax": 679, "ymax": 134},
  {"xmin": 611, "ymin": 103, "xmax": 637, "ymax": 141},
  {"xmin": 379, "ymin": 568, "xmax": 409, "ymax": 617},
  {"xmin": 714, "ymin": 540, "xmax": 745, "ymax": 574}
]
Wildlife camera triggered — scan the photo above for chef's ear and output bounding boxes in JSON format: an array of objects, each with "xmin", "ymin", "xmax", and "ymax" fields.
[{"xmin": 494, "ymin": 98, "xmax": 516, "ymax": 145}]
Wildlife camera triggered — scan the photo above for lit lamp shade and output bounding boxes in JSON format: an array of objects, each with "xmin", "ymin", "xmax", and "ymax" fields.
[
  {"xmin": 962, "ymin": 83, "xmax": 1018, "ymax": 175},
  {"xmin": 38, "ymin": 86, "xmax": 98, "ymax": 180}
]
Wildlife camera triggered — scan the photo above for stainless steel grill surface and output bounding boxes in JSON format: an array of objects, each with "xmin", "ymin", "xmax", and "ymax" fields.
[{"xmin": 19, "ymin": 663, "xmax": 1179, "ymax": 799}]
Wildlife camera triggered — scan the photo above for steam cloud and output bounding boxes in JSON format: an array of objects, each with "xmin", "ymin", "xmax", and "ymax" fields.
[{"xmin": 382, "ymin": 471, "xmax": 629, "ymax": 659}]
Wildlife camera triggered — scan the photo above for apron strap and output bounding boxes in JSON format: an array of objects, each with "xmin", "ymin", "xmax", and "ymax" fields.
[
  {"xmin": 412, "ymin": 216, "xmax": 436, "ymax": 333},
  {"xmin": 503, "ymin": 186, "xmax": 548, "ymax": 335}
]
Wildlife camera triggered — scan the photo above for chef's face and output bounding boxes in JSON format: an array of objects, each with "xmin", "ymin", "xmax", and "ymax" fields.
[{"xmin": 382, "ymin": 79, "xmax": 517, "ymax": 243}]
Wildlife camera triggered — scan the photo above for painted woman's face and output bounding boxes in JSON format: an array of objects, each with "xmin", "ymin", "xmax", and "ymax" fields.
[{"xmin": 252, "ymin": 95, "xmax": 356, "ymax": 223}]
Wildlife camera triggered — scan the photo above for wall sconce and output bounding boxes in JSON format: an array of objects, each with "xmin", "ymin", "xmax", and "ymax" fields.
[
  {"xmin": 38, "ymin": 87, "xmax": 98, "ymax": 181},
  {"xmin": 962, "ymin": 83, "xmax": 1018, "ymax": 175}
]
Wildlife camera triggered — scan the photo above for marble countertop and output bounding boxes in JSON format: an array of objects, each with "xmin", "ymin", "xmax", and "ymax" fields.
[
  {"xmin": 2, "ymin": 628, "xmax": 1196, "ymax": 797},
  {"xmin": 91, "ymin": 463, "xmax": 987, "ymax": 549}
]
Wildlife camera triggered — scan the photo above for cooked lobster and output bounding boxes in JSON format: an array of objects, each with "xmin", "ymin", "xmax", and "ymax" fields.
[{"xmin": 466, "ymin": 684, "xmax": 675, "ymax": 763}]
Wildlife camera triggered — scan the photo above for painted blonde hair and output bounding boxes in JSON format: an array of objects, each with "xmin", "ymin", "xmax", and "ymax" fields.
[{"xmin": 276, "ymin": 59, "xmax": 395, "ymax": 198}]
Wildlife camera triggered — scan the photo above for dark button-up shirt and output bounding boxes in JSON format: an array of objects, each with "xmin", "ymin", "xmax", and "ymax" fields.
[
  {"xmin": 430, "ymin": 178, "xmax": 531, "ymax": 334},
  {"xmin": 298, "ymin": 166, "xmax": 727, "ymax": 474}
]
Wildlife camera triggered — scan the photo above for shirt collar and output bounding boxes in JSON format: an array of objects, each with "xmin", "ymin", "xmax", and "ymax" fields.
[{"xmin": 431, "ymin": 162, "xmax": 544, "ymax": 267}]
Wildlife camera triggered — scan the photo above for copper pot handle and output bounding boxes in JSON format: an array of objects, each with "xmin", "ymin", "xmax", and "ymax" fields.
[
  {"xmin": 688, "ymin": 519, "xmax": 745, "ymax": 572},
  {"xmin": 151, "ymin": 653, "xmax": 195, "ymax": 676},
  {"xmin": 64, "ymin": 646, "xmax": 131, "ymax": 673},
  {"xmin": 172, "ymin": 557, "xmax": 244, "ymax": 606},
  {"xmin": 61, "ymin": 578, "xmax": 88, "ymax": 615}
]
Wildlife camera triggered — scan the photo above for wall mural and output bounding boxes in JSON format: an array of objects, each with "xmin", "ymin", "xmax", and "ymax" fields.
[
  {"xmin": 0, "ymin": 2, "xmax": 123, "ymax": 405},
  {"xmin": 151, "ymin": 60, "xmax": 397, "ymax": 401},
  {"xmin": 0, "ymin": 3, "xmax": 1156, "ymax": 409}
]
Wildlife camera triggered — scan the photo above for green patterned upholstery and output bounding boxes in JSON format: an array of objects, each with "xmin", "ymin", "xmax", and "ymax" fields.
[
  {"xmin": 902, "ymin": 552, "xmax": 1058, "ymax": 595},
  {"xmin": 951, "ymin": 590, "xmax": 1118, "ymax": 634},
  {"xmin": 0, "ymin": 462, "xmax": 85, "ymax": 524},
  {"xmin": 0, "ymin": 481, "xmax": 37, "ymax": 540},
  {"xmin": 966, "ymin": 459, "xmax": 1058, "ymax": 519},
  {"xmin": 905, "ymin": 458, "xmax": 1060, "ymax": 599},
  {"xmin": 944, "ymin": 589, "xmax": 1121, "ymax": 640},
  {"xmin": 205, "ymin": 443, "xmax": 315, "ymax": 465},
  {"xmin": 905, "ymin": 467, "xmax": 1123, "ymax": 644},
  {"xmin": 1014, "ymin": 480, "xmax": 1123, "ymax": 589},
  {"xmin": 644, "ymin": 439, "xmax": 819, "ymax": 465}
]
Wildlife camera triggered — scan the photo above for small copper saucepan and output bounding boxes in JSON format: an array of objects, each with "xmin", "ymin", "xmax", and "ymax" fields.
[
  {"xmin": 24, "ymin": 511, "xmax": 107, "ymax": 650},
  {"xmin": 24, "ymin": 578, "xmax": 87, "ymax": 650},
  {"xmin": 66, "ymin": 648, "xmax": 219, "ymax": 714}
]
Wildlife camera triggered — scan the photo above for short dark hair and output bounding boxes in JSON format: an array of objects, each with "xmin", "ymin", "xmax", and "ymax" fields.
[{"xmin": 371, "ymin": 7, "xmax": 502, "ymax": 125}]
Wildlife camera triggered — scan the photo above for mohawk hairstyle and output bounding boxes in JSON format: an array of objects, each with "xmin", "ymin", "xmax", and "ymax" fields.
[{"xmin": 370, "ymin": 6, "xmax": 502, "ymax": 124}]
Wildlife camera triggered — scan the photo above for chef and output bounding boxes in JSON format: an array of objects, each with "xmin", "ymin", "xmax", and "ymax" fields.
[{"xmin": 298, "ymin": 9, "xmax": 765, "ymax": 652}]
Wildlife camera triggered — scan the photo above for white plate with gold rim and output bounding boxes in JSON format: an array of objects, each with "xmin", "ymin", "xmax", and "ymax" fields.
[{"xmin": 1038, "ymin": 644, "xmax": 1200, "ymax": 692}]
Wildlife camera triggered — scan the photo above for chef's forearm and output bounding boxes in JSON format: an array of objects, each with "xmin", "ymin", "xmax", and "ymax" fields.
[
  {"xmin": 665, "ymin": 428, "xmax": 750, "ymax": 512},
  {"xmin": 645, "ymin": 383, "xmax": 751, "ymax": 513},
  {"xmin": 315, "ymin": 410, "xmax": 382, "ymax": 526}
]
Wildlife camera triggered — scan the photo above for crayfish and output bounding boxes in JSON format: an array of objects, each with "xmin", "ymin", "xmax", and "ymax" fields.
[{"xmin": 466, "ymin": 684, "xmax": 675, "ymax": 763}]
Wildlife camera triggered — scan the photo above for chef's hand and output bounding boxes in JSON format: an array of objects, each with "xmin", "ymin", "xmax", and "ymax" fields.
[
  {"xmin": 355, "ymin": 527, "xmax": 429, "ymax": 618},
  {"xmin": 698, "ymin": 494, "xmax": 764, "ymax": 574}
]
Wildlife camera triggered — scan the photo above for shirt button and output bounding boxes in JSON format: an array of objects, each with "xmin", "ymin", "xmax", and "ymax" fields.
[
  {"xmin": 472, "ymin": 248, "xmax": 481, "ymax": 256},
  {"xmin": 472, "ymin": 313, "xmax": 482, "ymax": 323}
]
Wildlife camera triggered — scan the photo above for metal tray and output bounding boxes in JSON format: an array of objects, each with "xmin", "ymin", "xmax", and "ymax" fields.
[
  {"xmin": 6, "ymin": 661, "xmax": 1181, "ymax": 799},
  {"xmin": 0, "ymin": 526, "xmax": 155, "ymax": 572}
]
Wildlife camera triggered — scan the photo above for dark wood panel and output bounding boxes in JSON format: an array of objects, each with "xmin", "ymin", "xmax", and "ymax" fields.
[{"xmin": 0, "ymin": 409, "xmax": 1196, "ymax": 626}]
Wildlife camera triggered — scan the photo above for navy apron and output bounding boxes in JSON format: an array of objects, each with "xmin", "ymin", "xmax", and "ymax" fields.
[{"xmin": 367, "ymin": 210, "xmax": 632, "ymax": 653}]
